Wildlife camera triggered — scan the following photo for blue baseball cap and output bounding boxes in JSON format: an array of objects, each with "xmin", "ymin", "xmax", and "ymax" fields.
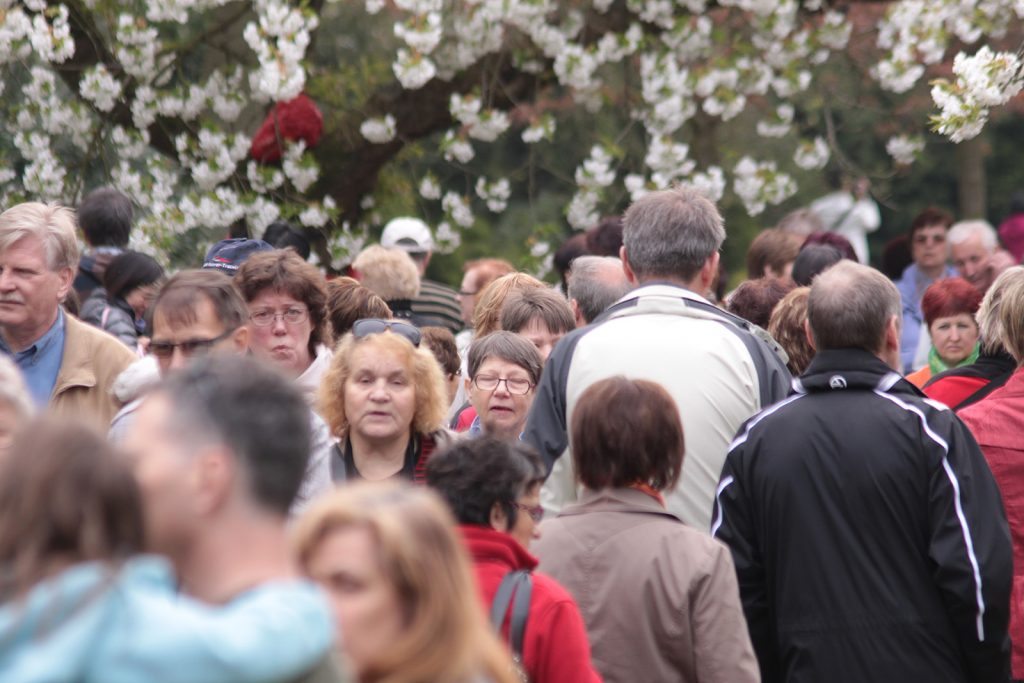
[{"xmin": 202, "ymin": 238, "xmax": 275, "ymax": 273}]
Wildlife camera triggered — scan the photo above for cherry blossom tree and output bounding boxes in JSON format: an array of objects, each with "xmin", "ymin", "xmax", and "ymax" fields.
[{"xmin": 4, "ymin": 0, "xmax": 1023, "ymax": 269}]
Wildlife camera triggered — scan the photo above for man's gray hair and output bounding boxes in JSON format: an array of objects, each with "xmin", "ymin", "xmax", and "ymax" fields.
[
  {"xmin": 467, "ymin": 331, "xmax": 544, "ymax": 386},
  {"xmin": 808, "ymin": 260, "xmax": 901, "ymax": 352},
  {"xmin": 0, "ymin": 202, "xmax": 79, "ymax": 272},
  {"xmin": 948, "ymin": 220, "xmax": 997, "ymax": 252},
  {"xmin": 567, "ymin": 256, "xmax": 633, "ymax": 323},
  {"xmin": 977, "ymin": 266, "xmax": 1024, "ymax": 354},
  {"xmin": 622, "ymin": 185, "xmax": 726, "ymax": 282}
]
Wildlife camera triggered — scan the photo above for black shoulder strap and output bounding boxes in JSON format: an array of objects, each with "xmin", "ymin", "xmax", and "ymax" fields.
[{"xmin": 489, "ymin": 570, "xmax": 532, "ymax": 656}]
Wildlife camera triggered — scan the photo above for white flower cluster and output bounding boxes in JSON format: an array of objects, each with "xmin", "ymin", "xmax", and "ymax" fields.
[
  {"xmin": 243, "ymin": 1, "xmax": 319, "ymax": 102},
  {"xmin": 449, "ymin": 93, "xmax": 510, "ymax": 142},
  {"xmin": 15, "ymin": 132, "xmax": 65, "ymax": 200},
  {"xmin": 442, "ymin": 191, "xmax": 474, "ymax": 228},
  {"xmin": 79, "ymin": 64, "xmax": 123, "ymax": 112},
  {"xmin": 756, "ymin": 104, "xmax": 794, "ymax": 138},
  {"xmin": 393, "ymin": 49, "xmax": 436, "ymax": 89},
  {"xmin": 434, "ymin": 221, "xmax": 462, "ymax": 253},
  {"xmin": 360, "ymin": 115, "xmax": 398, "ymax": 144},
  {"xmin": 886, "ymin": 135, "xmax": 926, "ymax": 165},
  {"xmin": 568, "ymin": 146, "xmax": 616, "ymax": 230},
  {"xmin": 521, "ymin": 115, "xmax": 556, "ymax": 144},
  {"xmin": 931, "ymin": 46, "xmax": 1023, "ymax": 143},
  {"xmin": 441, "ymin": 130, "xmax": 474, "ymax": 164},
  {"xmin": 299, "ymin": 196, "xmax": 337, "ymax": 228},
  {"xmin": 175, "ymin": 129, "xmax": 250, "ymax": 191},
  {"xmin": 116, "ymin": 14, "xmax": 161, "ymax": 81},
  {"xmin": 793, "ymin": 137, "xmax": 830, "ymax": 170},
  {"xmin": 419, "ymin": 174, "xmax": 441, "ymax": 200},
  {"xmin": 475, "ymin": 177, "xmax": 510, "ymax": 213},
  {"xmin": 282, "ymin": 141, "xmax": 321, "ymax": 193},
  {"xmin": 733, "ymin": 157, "xmax": 797, "ymax": 216},
  {"xmin": 247, "ymin": 161, "xmax": 285, "ymax": 193}
]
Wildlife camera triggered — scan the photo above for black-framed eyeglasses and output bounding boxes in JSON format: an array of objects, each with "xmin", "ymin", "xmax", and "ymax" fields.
[
  {"xmin": 515, "ymin": 503, "xmax": 544, "ymax": 524},
  {"xmin": 150, "ymin": 328, "xmax": 237, "ymax": 359},
  {"xmin": 249, "ymin": 306, "xmax": 309, "ymax": 327},
  {"xmin": 352, "ymin": 318, "xmax": 422, "ymax": 347},
  {"xmin": 913, "ymin": 234, "xmax": 946, "ymax": 245},
  {"xmin": 473, "ymin": 375, "xmax": 533, "ymax": 395}
]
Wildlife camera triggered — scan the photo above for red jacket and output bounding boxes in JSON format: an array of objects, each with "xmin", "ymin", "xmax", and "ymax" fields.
[
  {"xmin": 459, "ymin": 525, "xmax": 602, "ymax": 683},
  {"xmin": 960, "ymin": 368, "xmax": 1024, "ymax": 679}
]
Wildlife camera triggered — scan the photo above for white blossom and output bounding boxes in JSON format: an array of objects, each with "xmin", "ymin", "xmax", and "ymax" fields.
[
  {"xmin": 793, "ymin": 137, "xmax": 830, "ymax": 170},
  {"xmin": 442, "ymin": 130, "xmax": 475, "ymax": 164},
  {"xmin": 360, "ymin": 115, "xmax": 398, "ymax": 143},
  {"xmin": 282, "ymin": 141, "xmax": 319, "ymax": 192},
  {"xmin": 475, "ymin": 177, "xmax": 511, "ymax": 213},
  {"xmin": 79, "ymin": 64, "xmax": 122, "ymax": 112},
  {"xmin": 566, "ymin": 189, "xmax": 600, "ymax": 230},
  {"xmin": 886, "ymin": 134, "xmax": 926, "ymax": 165},
  {"xmin": 419, "ymin": 174, "xmax": 441, "ymax": 200},
  {"xmin": 393, "ymin": 49, "xmax": 436, "ymax": 89},
  {"xmin": 442, "ymin": 191, "xmax": 474, "ymax": 227}
]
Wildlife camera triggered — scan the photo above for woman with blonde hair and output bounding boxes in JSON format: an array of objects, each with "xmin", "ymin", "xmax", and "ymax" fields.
[
  {"xmin": 293, "ymin": 481, "xmax": 519, "ymax": 683},
  {"xmin": 319, "ymin": 321, "xmax": 452, "ymax": 482}
]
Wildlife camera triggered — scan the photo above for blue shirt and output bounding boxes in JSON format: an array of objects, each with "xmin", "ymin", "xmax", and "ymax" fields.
[{"xmin": 0, "ymin": 309, "xmax": 65, "ymax": 407}]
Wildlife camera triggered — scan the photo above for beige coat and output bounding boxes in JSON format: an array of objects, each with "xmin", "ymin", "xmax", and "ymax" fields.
[
  {"xmin": 533, "ymin": 488, "xmax": 760, "ymax": 683},
  {"xmin": 50, "ymin": 313, "xmax": 137, "ymax": 428}
]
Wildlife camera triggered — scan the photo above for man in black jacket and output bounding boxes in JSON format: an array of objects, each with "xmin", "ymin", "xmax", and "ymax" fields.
[{"xmin": 713, "ymin": 260, "xmax": 1012, "ymax": 683}]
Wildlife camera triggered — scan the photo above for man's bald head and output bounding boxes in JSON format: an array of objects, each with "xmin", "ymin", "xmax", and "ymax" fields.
[{"xmin": 808, "ymin": 261, "xmax": 900, "ymax": 356}]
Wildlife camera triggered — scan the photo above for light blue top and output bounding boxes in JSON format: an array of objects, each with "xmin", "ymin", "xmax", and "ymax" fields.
[
  {"xmin": 0, "ymin": 308, "xmax": 65, "ymax": 406},
  {"xmin": 0, "ymin": 556, "xmax": 335, "ymax": 683},
  {"xmin": 895, "ymin": 263, "xmax": 958, "ymax": 373}
]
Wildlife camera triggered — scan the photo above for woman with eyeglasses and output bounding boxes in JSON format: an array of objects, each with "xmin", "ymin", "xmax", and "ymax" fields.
[
  {"xmin": 464, "ymin": 332, "xmax": 542, "ymax": 442},
  {"xmin": 426, "ymin": 437, "xmax": 602, "ymax": 683},
  {"xmin": 235, "ymin": 249, "xmax": 333, "ymax": 406},
  {"xmin": 533, "ymin": 376, "xmax": 758, "ymax": 683},
  {"xmin": 319, "ymin": 320, "xmax": 453, "ymax": 483}
]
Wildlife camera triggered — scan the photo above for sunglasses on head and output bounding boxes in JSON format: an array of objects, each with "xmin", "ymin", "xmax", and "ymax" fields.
[{"xmin": 351, "ymin": 318, "xmax": 422, "ymax": 347}]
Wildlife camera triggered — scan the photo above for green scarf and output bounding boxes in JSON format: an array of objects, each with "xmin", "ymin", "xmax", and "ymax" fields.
[{"xmin": 929, "ymin": 341, "xmax": 980, "ymax": 375}]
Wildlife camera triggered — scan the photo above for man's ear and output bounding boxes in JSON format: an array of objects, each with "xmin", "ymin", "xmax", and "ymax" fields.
[
  {"xmin": 884, "ymin": 315, "xmax": 900, "ymax": 353},
  {"xmin": 700, "ymin": 251, "xmax": 721, "ymax": 292},
  {"xmin": 56, "ymin": 267, "xmax": 74, "ymax": 301},
  {"xmin": 192, "ymin": 448, "xmax": 233, "ymax": 516},
  {"xmin": 619, "ymin": 246, "xmax": 638, "ymax": 285},
  {"xmin": 803, "ymin": 318, "xmax": 817, "ymax": 351},
  {"xmin": 570, "ymin": 299, "xmax": 585, "ymax": 327},
  {"xmin": 231, "ymin": 326, "xmax": 250, "ymax": 353}
]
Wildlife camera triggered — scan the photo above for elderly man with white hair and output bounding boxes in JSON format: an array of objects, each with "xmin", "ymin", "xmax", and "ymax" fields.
[
  {"xmin": 950, "ymin": 219, "xmax": 1015, "ymax": 295},
  {"xmin": 0, "ymin": 202, "xmax": 135, "ymax": 426}
]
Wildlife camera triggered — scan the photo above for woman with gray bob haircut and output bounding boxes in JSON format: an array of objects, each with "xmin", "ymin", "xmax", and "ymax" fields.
[{"xmin": 466, "ymin": 332, "xmax": 543, "ymax": 441}]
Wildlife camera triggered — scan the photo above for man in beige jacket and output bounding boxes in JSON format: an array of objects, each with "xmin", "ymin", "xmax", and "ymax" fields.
[{"xmin": 0, "ymin": 202, "xmax": 134, "ymax": 428}]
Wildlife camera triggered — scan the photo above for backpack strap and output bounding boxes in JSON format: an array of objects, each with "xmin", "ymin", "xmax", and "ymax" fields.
[{"xmin": 490, "ymin": 570, "xmax": 532, "ymax": 657}]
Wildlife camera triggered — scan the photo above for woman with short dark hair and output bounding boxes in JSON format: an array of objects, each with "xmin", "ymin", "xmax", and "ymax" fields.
[
  {"xmin": 533, "ymin": 376, "xmax": 759, "ymax": 683},
  {"xmin": 426, "ymin": 437, "xmax": 601, "ymax": 683}
]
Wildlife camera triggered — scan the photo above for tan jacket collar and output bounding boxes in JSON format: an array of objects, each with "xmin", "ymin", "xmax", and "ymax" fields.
[{"xmin": 53, "ymin": 314, "xmax": 98, "ymax": 394}]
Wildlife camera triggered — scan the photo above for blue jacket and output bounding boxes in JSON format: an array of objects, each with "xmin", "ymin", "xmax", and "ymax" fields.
[
  {"xmin": 0, "ymin": 556, "xmax": 335, "ymax": 683},
  {"xmin": 896, "ymin": 263, "xmax": 957, "ymax": 372}
]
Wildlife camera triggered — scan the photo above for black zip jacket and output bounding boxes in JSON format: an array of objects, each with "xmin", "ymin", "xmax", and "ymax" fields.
[{"xmin": 712, "ymin": 349, "xmax": 1012, "ymax": 683}]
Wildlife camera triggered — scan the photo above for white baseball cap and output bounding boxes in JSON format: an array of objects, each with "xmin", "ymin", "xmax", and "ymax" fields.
[{"xmin": 381, "ymin": 217, "xmax": 433, "ymax": 253}]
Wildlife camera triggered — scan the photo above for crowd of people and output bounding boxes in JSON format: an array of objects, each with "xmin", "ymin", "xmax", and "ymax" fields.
[{"xmin": 2, "ymin": 178, "xmax": 1024, "ymax": 683}]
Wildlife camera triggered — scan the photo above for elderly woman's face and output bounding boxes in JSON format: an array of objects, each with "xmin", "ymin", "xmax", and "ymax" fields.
[
  {"xmin": 344, "ymin": 344, "xmax": 417, "ymax": 442},
  {"xmin": 246, "ymin": 289, "xmax": 314, "ymax": 379},
  {"xmin": 468, "ymin": 357, "xmax": 535, "ymax": 441},
  {"xmin": 930, "ymin": 313, "xmax": 980, "ymax": 366}
]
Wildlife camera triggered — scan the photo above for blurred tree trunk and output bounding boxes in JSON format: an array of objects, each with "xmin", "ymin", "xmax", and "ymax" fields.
[{"xmin": 956, "ymin": 135, "xmax": 988, "ymax": 219}]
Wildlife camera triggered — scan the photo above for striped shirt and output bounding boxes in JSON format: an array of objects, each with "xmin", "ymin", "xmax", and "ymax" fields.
[{"xmin": 411, "ymin": 278, "xmax": 463, "ymax": 332}]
